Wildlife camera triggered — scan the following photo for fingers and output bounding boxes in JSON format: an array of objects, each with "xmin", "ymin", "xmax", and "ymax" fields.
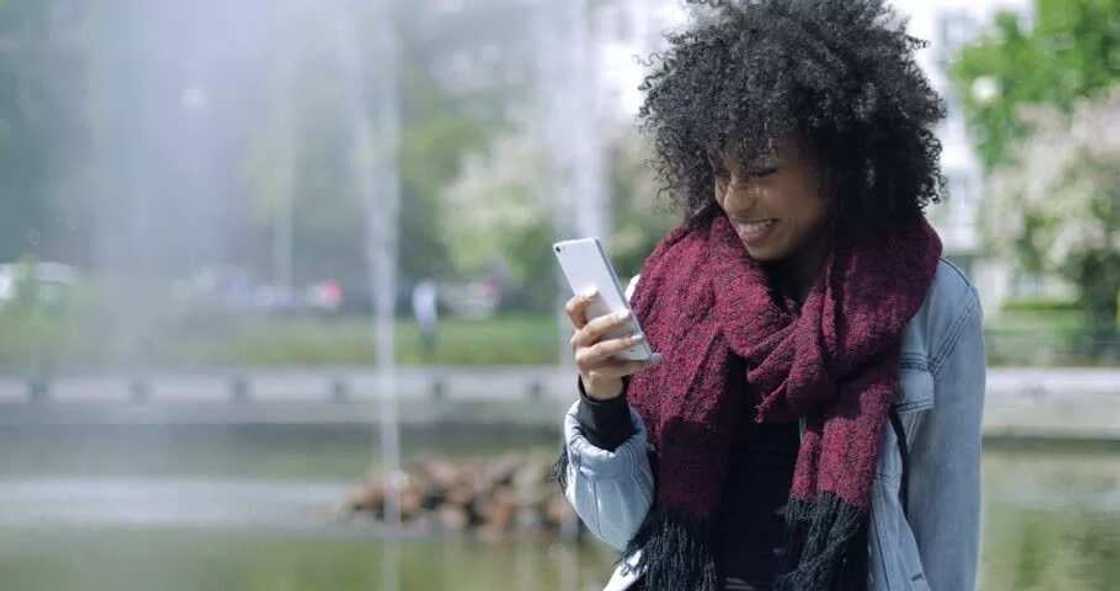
[
  {"xmin": 575, "ymin": 332, "xmax": 646, "ymax": 372},
  {"xmin": 564, "ymin": 288, "xmax": 598, "ymax": 330},
  {"xmin": 570, "ymin": 308, "xmax": 634, "ymax": 351},
  {"xmin": 565, "ymin": 289, "xmax": 661, "ymax": 381},
  {"xmin": 583, "ymin": 353, "xmax": 663, "ymax": 380}
]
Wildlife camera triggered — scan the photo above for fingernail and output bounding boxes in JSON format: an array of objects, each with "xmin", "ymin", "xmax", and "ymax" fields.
[
  {"xmin": 581, "ymin": 287, "xmax": 598, "ymax": 298},
  {"xmin": 617, "ymin": 310, "xmax": 631, "ymax": 321}
]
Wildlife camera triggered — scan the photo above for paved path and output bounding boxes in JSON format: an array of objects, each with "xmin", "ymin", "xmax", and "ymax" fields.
[{"xmin": 0, "ymin": 366, "xmax": 1116, "ymax": 440}]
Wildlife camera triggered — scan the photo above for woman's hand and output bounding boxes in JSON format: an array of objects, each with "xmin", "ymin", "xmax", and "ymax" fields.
[{"xmin": 565, "ymin": 288, "xmax": 661, "ymax": 400}]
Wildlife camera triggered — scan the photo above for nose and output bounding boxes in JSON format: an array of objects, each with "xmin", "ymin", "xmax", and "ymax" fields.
[{"xmin": 719, "ymin": 175, "xmax": 759, "ymax": 212}]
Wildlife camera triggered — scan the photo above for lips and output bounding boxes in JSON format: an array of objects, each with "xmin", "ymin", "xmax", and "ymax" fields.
[{"xmin": 732, "ymin": 218, "xmax": 778, "ymax": 245}]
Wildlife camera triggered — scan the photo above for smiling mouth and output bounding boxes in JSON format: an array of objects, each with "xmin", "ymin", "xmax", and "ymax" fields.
[{"xmin": 732, "ymin": 218, "xmax": 778, "ymax": 244}]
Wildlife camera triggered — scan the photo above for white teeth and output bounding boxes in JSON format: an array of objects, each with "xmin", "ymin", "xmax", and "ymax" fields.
[
  {"xmin": 741, "ymin": 220, "xmax": 774, "ymax": 231},
  {"xmin": 735, "ymin": 219, "xmax": 776, "ymax": 241}
]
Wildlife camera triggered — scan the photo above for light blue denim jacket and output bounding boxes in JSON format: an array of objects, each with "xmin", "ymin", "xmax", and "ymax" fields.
[{"xmin": 561, "ymin": 259, "xmax": 986, "ymax": 591}]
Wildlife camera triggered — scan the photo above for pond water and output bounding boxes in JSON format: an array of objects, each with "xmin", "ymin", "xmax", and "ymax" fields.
[{"xmin": 0, "ymin": 425, "xmax": 1116, "ymax": 590}]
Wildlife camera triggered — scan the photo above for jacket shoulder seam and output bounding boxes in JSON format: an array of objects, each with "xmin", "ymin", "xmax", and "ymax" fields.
[
  {"xmin": 937, "ymin": 257, "xmax": 973, "ymax": 288},
  {"xmin": 929, "ymin": 288, "xmax": 980, "ymax": 378}
]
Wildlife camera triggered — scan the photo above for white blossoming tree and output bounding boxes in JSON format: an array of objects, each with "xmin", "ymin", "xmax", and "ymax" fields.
[
  {"xmin": 984, "ymin": 87, "xmax": 1120, "ymax": 350},
  {"xmin": 441, "ymin": 128, "xmax": 556, "ymax": 310}
]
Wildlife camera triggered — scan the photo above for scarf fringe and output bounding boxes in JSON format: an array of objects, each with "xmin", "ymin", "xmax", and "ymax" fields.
[
  {"xmin": 553, "ymin": 446, "xmax": 720, "ymax": 589},
  {"xmin": 620, "ymin": 506, "xmax": 721, "ymax": 591},
  {"xmin": 775, "ymin": 495, "xmax": 869, "ymax": 591},
  {"xmin": 553, "ymin": 444, "xmax": 870, "ymax": 590},
  {"xmin": 551, "ymin": 445, "xmax": 569, "ymax": 493}
]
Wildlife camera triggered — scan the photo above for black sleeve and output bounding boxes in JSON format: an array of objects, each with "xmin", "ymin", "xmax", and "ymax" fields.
[{"xmin": 575, "ymin": 375, "xmax": 637, "ymax": 451}]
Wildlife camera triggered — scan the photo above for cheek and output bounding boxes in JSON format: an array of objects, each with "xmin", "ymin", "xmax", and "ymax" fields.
[
  {"xmin": 790, "ymin": 198, "xmax": 830, "ymax": 246},
  {"xmin": 714, "ymin": 179, "xmax": 731, "ymax": 207},
  {"xmin": 784, "ymin": 175, "xmax": 826, "ymax": 216},
  {"xmin": 772, "ymin": 183, "xmax": 828, "ymax": 240}
]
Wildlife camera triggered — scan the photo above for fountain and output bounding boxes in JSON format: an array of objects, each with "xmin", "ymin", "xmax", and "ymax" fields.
[
  {"xmin": 533, "ymin": 0, "xmax": 611, "ymax": 381},
  {"xmin": 330, "ymin": 2, "xmax": 403, "ymax": 589}
]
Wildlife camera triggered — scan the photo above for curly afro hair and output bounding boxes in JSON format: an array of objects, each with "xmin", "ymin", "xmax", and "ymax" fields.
[{"xmin": 638, "ymin": 0, "xmax": 947, "ymax": 233}]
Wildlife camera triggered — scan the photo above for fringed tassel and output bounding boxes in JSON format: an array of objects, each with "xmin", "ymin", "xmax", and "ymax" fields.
[
  {"xmin": 553, "ymin": 449, "xmax": 869, "ymax": 590},
  {"xmin": 775, "ymin": 494, "xmax": 870, "ymax": 591},
  {"xmin": 619, "ymin": 506, "xmax": 721, "ymax": 591},
  {"xmin": 551, "ymin": 445, "xmax": 569, "ymax": 493}
]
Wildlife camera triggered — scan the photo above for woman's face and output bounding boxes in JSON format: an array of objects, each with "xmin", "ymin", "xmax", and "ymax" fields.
[{"xmin": 711, "ymin": 135, "xmax": 831, "ymax": 263}]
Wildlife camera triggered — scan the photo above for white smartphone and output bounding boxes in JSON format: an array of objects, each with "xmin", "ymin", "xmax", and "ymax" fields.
[{"xmin": 553, "ymin": 237, "xmax": 653, "ymax": 361}]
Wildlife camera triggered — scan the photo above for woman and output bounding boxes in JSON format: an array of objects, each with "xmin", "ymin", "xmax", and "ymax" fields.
[{"xmin": 554, "ymin": 1, "xmax": 985, "ymax": 590}]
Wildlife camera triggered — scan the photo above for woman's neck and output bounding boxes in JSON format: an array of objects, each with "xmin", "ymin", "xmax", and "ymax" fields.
[{"xmin": 775, "ymin": 230, "xmax": 832, "ymax": 305}]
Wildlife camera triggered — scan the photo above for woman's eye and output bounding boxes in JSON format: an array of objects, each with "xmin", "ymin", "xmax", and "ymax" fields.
[{"xmin": 749, "ymin": 167, "xmax": 778, "ymax": 178}]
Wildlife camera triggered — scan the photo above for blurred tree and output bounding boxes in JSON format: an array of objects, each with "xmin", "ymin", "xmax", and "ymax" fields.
[
  {"xmin": 243, "ymin": 0, "xmax": 531, "ymax": 296},
  {"xmin": 952, "ymin": 0, "xmax": 1120, "ymax": 171},
  {"xmin": 244, "ymin": 25, "xmax": 365, "ymax": 288},
  {"xmin": 983, "ymin": 89, "xmax": 1120, "ymax": 349},
  {"xmin": 391, "ymin": 0, "xmax": 537, "ymax": 286},
  {"xmin": 441, "ymin": 124, "xmax": 677, "ymax": 312},
  {"xmin": 397, "ymin": 65, "xmax": 490, "ymax": 284},
  {"xmin": 607, "ymin": 129, "xmax": 677, "ymax": 280},
  {"xmin": 0, "ymin": 0, "xmax": 47, "ymax": 262},
  {"xmin": 0, "ymin": 0, "xmax": 90, "ymax": 265},
  {"xmin": 953, "ymin": 0, "xmax": 1120, "ymax": 351},
  {"xmin": 441, "ymin": 125, "xmax": 553, "ymax": 310}
]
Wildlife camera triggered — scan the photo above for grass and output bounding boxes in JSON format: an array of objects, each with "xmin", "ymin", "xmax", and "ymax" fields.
[
  {"xmin": 2, "ymin": 293, "xmax": 1118, "ymax": 370},
  {"xmin": 172, "ymin": 314, "xmax": 560, "ymax": 367},
  {"xmin": 0, "ymin": 312, "xmax": 562, "ymax": 371},
  {"xmin": 985, "ymin": 307, "xmax": 1119, "ymax": 367}
]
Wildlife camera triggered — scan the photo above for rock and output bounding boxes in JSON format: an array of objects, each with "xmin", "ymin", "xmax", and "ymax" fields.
[
  {"xmin": 438, "ymin": 505, "xmax": 470, "ymax": 530},
  {"xmin": 543, "ymin": 494, "xmax": 577, "ymax": 528},
  {"xmin": 343, "ymin": 453, "xmax": 580, "ymax": 538},
  {"xmin": 344, "ymin": 480, "xmax": 385, "ymax": 515}
]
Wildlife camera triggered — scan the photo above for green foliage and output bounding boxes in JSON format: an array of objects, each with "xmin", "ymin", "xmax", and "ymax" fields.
[
  {"xmin": 607, "ymin": 134, "xmax": 678, "ymax": 280},
  {"xmin": 239, "ymin": 6, "xmax": 500, "ymax": 286},
  {"xmin": 980, "ymin": 89, "xmax": 1120, "ymax": 347},
  {"xmin": 985, "ymin": 301, "xmax": 1090, "ymax": 366},
  {"xmin": 954, "ymin": 1, "xmax": 1120, "ymax": 357},
  {"xmin": 0, "ymin": 269, "xmax": 99, "ymax": 372},
  {"xmin": 1000, "ymin": 297, "xmax": 1081, "ymax": 314},
  {"xmin": 0, "ymin": 305, "xmax": 560, "ymax": 370},
  {"xmin": 952, "ymin": 0, "xmax": 1120, "ymax": 171},
  {"xmin": 398, "ymin": 66, "xmax": 492, "ymax": 282},
  {"xmin": 438, "ymin": 126, "xmax": 557, "ymax": 311}
]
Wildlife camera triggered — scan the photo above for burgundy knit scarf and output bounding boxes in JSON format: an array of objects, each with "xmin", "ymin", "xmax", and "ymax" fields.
[{"xmin": 618, "ymin": 214, "xmax": 941, "ymax": 590}]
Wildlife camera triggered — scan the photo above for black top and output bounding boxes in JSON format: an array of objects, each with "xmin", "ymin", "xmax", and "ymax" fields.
[
  {"xmin": 575, "ymin": 375, "xmax": 636, "ymax": 451},
  {"xmin": 715, "ymin": 419, "xmax": 799, "ymax": 588},
  {"xmin": 574, "ymin": 374, "xmax": 799, "ymax": 589}
]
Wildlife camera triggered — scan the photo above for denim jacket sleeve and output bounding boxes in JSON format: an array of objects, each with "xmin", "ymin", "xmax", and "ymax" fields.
[
  {"xmin": 562, "ymin": 398, "xmax": 655, "ymax": 551},
  {"xmin": 907, "ymin": 282, "xmax": 985, "ymax": 591}
]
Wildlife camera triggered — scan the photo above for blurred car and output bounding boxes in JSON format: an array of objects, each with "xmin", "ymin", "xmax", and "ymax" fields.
[{"xmin": 173, "ymin": 265, "xmax": 344, "ymax": 315}]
